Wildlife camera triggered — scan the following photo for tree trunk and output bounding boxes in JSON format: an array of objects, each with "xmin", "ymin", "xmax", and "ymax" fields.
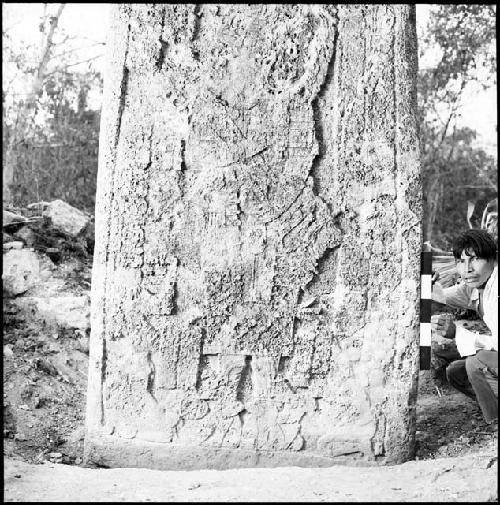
[{"xmin": 85, "ymin": 4, "xmax": 422, "ymax": 469}]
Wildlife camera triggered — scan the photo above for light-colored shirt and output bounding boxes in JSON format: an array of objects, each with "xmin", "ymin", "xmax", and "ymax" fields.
[{"xmin": 437, "ymin": 264, "xmax": 498, "ymax": 352}]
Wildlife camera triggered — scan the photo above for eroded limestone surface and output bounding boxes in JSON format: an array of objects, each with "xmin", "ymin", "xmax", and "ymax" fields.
[{"xmin": 86, "ymin": 4, "xmax": 421, "ymax": 469}]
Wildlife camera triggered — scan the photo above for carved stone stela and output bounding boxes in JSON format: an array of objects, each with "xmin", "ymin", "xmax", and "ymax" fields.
[{"xmin": 85, "ymin": 4, "xmax": 421, "ymax": 469}]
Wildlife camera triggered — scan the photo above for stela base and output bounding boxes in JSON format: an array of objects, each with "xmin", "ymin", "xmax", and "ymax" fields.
[{"xmin": 83, "ymin": 434, "xmax": 385, "ymax": 471}]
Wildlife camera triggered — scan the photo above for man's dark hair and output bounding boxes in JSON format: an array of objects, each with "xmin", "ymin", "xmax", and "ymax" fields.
[{"xmin": 452, "ymin": 229, "xmax": 497, "ymax": 260}]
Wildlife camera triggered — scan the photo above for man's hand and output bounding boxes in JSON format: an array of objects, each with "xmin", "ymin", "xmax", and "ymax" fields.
[
  {"xmin": 431, "ymin": 278, "xmax": 447, "ymax": 305},
  {"xmin": 431, "ymin": 314, "xmax": 456, "ymax": 339}
]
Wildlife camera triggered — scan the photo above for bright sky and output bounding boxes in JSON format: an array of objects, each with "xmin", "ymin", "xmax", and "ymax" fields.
[
  {"xmin": 3, "ymin": 4, "xmax": 110, "ymax": 46},
  {"xmin": 3, "ymin": 3, "xmax": 110, "ymax": 73},
  {"xmin": 2, "ymin": 3, "xmax": 497, "ymax": 155},
  {"xmin": 416, "ymin": 4, "xmax": 497, "ymax": 155}
]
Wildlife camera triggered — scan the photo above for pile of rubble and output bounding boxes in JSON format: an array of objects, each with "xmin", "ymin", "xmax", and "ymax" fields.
[
  {"xmin": 3, "ymin": 199, "xmax": 94, "ymax": 328},
  {"xmin": 3, "ymin": 200, "xmax": 94, "ymax": 465}
]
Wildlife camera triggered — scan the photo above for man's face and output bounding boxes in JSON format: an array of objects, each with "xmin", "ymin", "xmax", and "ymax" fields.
[{"xmin": 456, "ymin": 249, "xmax": 495, "ymax": 288}]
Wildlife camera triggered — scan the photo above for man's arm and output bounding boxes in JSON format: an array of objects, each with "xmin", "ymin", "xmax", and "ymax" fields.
[
  {"xmin": 432, "ymin": 281, "xmax": 474, "ymax": 311},
  {"xmin": 431, "ymin": 281, "xmax": 476, "ymax": 342},
  {"xmin": 455, "ymin": 323, "xmax": 496, "ymax": 354}
]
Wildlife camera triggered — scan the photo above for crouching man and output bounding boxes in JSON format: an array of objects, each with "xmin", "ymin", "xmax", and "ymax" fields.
[{"xmin": 432, "ymin": 229, "xmax": 497, "ymax": 425}]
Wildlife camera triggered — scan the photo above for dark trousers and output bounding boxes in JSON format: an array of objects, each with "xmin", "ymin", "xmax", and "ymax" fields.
[{"xmin": 446, "ymin": 350, "xmax": 498, "ymax": 423}]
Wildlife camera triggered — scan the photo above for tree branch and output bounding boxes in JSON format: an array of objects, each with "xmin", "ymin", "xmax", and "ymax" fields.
[
  {"xmin": 45, "ymin": 54, "xmax": 104, "ymax": 76},
  {"xmin": 50, "ymin": 42, "xmax": 105, "ymax": 61},
  {"xmin": 35, "ymin": 3, "xmax": 66, "ymax": 87}
]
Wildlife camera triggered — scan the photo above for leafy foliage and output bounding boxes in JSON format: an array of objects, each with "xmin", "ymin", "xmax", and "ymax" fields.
[
  {"xmin": 10, "ymin": 71, "xmax": 101, "ymax": 213},
  {"xmin": 2, "ymin": 4, "xmax": 103, "ymax": 213},
  {"xmin": 418, "ymin": 5, "xmax": 497, "ymax": 249},
  {"xmin": 3, "ymin": 5, "xmax": 497, "ymax": 236}
]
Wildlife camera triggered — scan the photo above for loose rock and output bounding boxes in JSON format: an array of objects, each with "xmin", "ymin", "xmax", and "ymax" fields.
[
  {"xmin": 2, "ymin": 248, "xmax": 42, "ymax": 295},
  {"xmin": 42, "ymin": 200, "xmax": 89, "ymax": 237}
]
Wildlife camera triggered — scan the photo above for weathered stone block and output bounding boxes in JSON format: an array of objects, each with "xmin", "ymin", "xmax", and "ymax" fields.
[
  {"xmin": 2, "ymin": 248, "xmax": 41, "ymax": 295},
  {"xmin": 85, "ymin": 4, "xmax": 421, "ymax": 469},
  {"xmin": 43, "ymin": 199, "xmax": 90, "ymax": 237}
]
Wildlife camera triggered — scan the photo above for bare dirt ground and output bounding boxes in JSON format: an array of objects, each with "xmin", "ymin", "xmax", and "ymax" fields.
[
  {"xmin": 3, "ymin": 450, "xmax": 498, "ymax": 502},
  {"xmin": 3, "ymin": 256, "xmax": 498, "ymax": 501}
]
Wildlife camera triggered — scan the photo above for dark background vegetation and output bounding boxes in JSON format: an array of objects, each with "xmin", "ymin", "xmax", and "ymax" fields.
[{"xmin": 2, "ymin": 4, "xmax": 497, "ymax": 248}]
